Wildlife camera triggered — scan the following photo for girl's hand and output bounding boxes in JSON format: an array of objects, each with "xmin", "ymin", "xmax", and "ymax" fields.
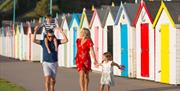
[
  {"xmin": 94, "ymin": 61, "xmax": 98, "ymax": 68},
  {"xmin": 119, "ymin": 65, "xmax": 125, "ymax": 70}
]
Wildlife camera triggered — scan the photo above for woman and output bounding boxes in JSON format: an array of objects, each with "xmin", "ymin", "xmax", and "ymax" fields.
[{"xmin": 76, "ymin": 28, "xmax": 98, "ymax": 91}]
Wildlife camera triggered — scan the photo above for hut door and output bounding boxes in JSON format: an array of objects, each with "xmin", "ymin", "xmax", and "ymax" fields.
[
  {"xmin": 161, "ymin": 24, "xmax": 169, "ymax": 83},
  {"xmin": 141, "ymin": 23, "xmax": 149, "ymax": 77},
  {"xmin": 121, "ymin": 24, "xmax": 128, "ymax": 77},
  {"xmin": 107, "ymin": 26, "xmax": 113, "ymax": 55},
  {"xmin": 94, "ymin": 27, "xmax": 99, "ymax": 61},
  {"xmin": 73, "ymin": 27, "xmax": 77, "ymax": 65}
]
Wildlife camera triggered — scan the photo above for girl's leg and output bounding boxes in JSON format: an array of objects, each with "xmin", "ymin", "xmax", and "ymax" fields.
[
  {"xmin": 79, "ymin": 70, "xmax": 85, "ymax": 91},
  {"xmin": 105, "ymin": 84, "xmax": 110, "ymax": 91},
  {"xmin": 100, "ymin": 84, "xmax": 104, "ymax": 91},
  {"xmin": 53, "ymin": 38, "xmax": 58, "ymax": 51},
  {"xmin": 84, "ymin": 71, "xmax": 89, "ymax": 91},
  {"xmin": 45, "ymin": 37, "xmax": 51, "ymax": 54}
]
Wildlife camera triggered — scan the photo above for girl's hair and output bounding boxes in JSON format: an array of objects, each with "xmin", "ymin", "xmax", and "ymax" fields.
[
  {"xmin": 103, "ymin": 52, "xmax": 113, "ymax": 62},
  {"xmin": 82, "ymin": 28, "xmax": 91, "ymax": 39}
]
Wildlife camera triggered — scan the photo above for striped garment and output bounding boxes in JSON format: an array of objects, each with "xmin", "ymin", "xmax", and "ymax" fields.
[{"xmin": 40, "ymin": 18, "xmax": 58, "ymax": 32}]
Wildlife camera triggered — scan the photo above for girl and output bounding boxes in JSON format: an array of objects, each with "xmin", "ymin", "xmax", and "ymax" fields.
[
  {"xmin": 76, "ymin": 28, "xmax": 98, "ymax": 91},
  {"xmin": 98, "ymin": 52, "xmax": 124, "ymax": 91},
  {"xmin": 40, "ymin": 14, "xmax": 59, "ymax": 54}
]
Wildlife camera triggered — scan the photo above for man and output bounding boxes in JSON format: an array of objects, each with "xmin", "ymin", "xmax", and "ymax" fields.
[
  {"xmin": 40, "ymin": 14, "xmax": 59, "ymax": 54},
  {"xmin": 33, "ymin": 25, "xmax": 68, "ymax": 91}
]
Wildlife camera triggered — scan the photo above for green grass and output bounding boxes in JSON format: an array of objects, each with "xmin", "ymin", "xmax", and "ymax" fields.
[{"xmin": 0, "ymin": 79, "xmax": 27, "ymax": 91}]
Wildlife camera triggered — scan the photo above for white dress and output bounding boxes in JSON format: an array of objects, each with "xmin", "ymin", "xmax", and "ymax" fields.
[{"xmin": 100, "ymin": 61, "xmax": 114, "ymax": 86}]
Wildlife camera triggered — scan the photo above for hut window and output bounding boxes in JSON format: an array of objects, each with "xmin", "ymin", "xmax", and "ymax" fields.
[{"xmin": 123, "ymin": 15, "xmax": 125, "ymax": 20}]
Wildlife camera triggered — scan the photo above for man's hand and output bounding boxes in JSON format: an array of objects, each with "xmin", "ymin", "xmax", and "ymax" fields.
[
  {"xmin": 34, "ymin": 25, "xmax": 39, "ymax": 33},
  {"xmin": 57, "ymin": 27, "xmax": 63, "ymax": 33}
]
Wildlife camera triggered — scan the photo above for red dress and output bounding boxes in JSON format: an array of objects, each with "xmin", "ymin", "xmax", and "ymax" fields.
[{"xmin": 76, "ymin": 38, "xmax": 93, "ymax": 72}]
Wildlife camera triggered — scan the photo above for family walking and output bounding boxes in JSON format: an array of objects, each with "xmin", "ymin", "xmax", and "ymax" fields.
[{"xmin": 33, "ymin": 15, "xmax": 124, "ymax": 91}]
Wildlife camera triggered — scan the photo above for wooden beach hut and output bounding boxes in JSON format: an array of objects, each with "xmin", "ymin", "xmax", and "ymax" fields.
[
  {"xmin": 133, "ymin": 1, "xmax": 161, "ymax": 80},
  {"xmin": 80, "ymin": 8, "xmax": 93, "ymax": 29},
  {"xmin": 58, "ymin": 14, "xmax": 72, "ymax": 67},
  {"xmin": 153, "ymin": 1, "xmax": 180, "ymax": 84},
  {"xmin": 114, "ymin": 3, "xmax": 138, "ymax": 77},
  {"xmin": 89, "ymin": 8, "xmax": 108, "ymax": 71},
  {"xmin": 68, "ymin": 13, "xmax": 81, "ymax": 67}
]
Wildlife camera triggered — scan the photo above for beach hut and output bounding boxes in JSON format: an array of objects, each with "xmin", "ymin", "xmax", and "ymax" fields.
[
  {"xmin": 89, "ymin": 8, "xmax": 108, "ymax": 71},
  {"xmin": 6, "ymin": 26, "xmax": 13, "ymax": 58},
  {"xmin": 133, "ymin": 1, "xmax": 161, "ymax": 80},
  {"xmin": 68, "ymin": 13, "xmax": 81, "ymax": 67},
  {"xmin": 80, "ymin": 8, "xmax": 93, "ymax": 29},
  {"xmin": 12, "ymin": 25, "xmax": 16, "ymax": 59},
  {"xmin": 0, "ymin": 27, "xmax": 2, "ymax": 55},
  {"xmin": 18, "ymin": 23, "xmax": 26, "ymax": 60},
  {"xmin": 1, "ymin": 27, "xmax": 5, "ymax": 56},
  {"xmin": 153, "ymin": 1, "xmax": 180, "ymax": 84},
  {"xmin": 26, "ymin": 22, "xmax": 32, "ymax": 61},
  {"xmin": 15, "ymin": 25, "xmax": 20, "ymax": 59},
  {"xmin": 114, "ymin": 3, "xmax": 138, "ymax": 77},
  {"xmin": 9, "ymin": 26, "xmax": 14, "ymax": 58},
  {"xmin": 58, "ymin": 14, "xmax": 72, "ymax": 67},
  {"xmin": 100, "ymin": 5, "xmax": 121, "ymax": 76},
  {"xmin": 4, "ymin": 26, "xmax": 9, "ymax": 57},
  {"xmin": 53, "ymin": 14, "xmax": 65, "ymax": 66},
  {"xmin": 31, "ymin": 23, "xmax": 42, "ymax": 61}
]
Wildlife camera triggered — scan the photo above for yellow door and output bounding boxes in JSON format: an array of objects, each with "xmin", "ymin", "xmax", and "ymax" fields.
[{"xmin": 161, "ymin": 24, "xmax": 169, "ymax": 83}]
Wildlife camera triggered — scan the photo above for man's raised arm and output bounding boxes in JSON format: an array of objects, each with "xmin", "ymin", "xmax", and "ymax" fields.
[
  {"xmin": 33, "ymin": 25, "xmax": 41, "ymax": 44},
  {"xmin": 58, "ymin": 27, "xmax": 68, "ymax": 44}
]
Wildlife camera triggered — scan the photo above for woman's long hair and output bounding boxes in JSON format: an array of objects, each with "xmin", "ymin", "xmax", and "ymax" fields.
[{"xmin": 83, "ymin": 28, "xmax": 92, "ymax": 40}]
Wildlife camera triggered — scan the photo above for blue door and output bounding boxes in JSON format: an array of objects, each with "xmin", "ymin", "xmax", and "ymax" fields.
[
  {"xmin": 120, "ymin": 24, "xmax": 128, "ymax": 77},
  {"xmin": 73, "ymin": 27, "xmax": 77, "ymax": 65}
]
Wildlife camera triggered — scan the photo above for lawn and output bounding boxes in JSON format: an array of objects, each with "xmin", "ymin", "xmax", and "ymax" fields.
[{"xmin": 0, "ymin": 79, "xmax": 27, "ymax": 91}]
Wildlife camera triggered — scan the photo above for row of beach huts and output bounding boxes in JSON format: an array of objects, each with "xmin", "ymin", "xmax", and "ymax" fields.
[{"xmin": 0, "ymin": 1, "xmax": 180, "ymax": 84}]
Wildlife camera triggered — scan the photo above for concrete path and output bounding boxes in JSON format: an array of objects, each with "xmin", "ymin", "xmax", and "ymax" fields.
[{"xmin": 0, "ymin": 56, "xmax": 179, "ymax": 91}]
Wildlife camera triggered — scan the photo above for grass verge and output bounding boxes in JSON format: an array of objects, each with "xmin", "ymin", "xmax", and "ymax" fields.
[{"xmin": 0, "ymin": 78, "xmax": 27, "ymax": 91}]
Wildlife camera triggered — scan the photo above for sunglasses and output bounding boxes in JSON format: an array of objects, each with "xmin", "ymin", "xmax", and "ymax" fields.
[{"xmin": 47, "ymin": 35, "xmax": 54, "ymax": 38}]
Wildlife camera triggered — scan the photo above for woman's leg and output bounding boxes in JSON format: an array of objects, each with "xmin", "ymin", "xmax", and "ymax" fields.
[
  {"xmin": 100, "ymin": 84, "xmax": 104, "ymax": 91},
  {"xmin": 105, "ymin": 84, "xmax": 110, "ymax": 91},
  {"xmin": 84, "ymin": 71, "xmax": 89, "ymax": 91},
  {"xmin": 79, "ymin": 70, "xmax": 85, "ymax": 91}
]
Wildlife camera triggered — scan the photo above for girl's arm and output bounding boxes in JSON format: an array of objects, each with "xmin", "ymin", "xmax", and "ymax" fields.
[
  {"xmin": 96, "ymin": 63, "xmax": 103, "ymax": 67},
  {"xmin": 111, "ymin": 62, "xmax": 124, "ymax": 70}
]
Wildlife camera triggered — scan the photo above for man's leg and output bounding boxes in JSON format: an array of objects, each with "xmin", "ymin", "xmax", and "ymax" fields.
[
  {"xmin": 44, "ymin": 76, "xmax": 51, "ymax": 91},
  {"xmin": 50, "ymin": 77, "xmax": 56, "ymax": 91},
  {"xmin": 42, "ymin": 62, "xmax": 52, "ymax": 91},
  {"xmin": 50, "ymin": 62, "xmax": 58, "ymax": 91}
]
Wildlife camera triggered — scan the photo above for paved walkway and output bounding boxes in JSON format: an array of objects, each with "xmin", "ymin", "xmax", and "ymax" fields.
[{"xmin": 0, "ymin": 56, "xmax": 179, "ymax": 91}]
